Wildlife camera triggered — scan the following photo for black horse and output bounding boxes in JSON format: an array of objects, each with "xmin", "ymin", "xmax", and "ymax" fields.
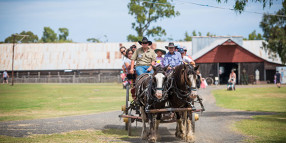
[
  {"xmin": 135, "ymin": 65, "xmax": 168, "ymax": 142},
  {"xmin": 167, "ymin": 63, "xmax": 199, "ymax": 142}
]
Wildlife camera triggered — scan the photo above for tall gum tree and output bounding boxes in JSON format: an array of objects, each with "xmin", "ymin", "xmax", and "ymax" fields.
[{"xmin": 127, "ymin": 0, "xmax": 180, "ymax": 42}]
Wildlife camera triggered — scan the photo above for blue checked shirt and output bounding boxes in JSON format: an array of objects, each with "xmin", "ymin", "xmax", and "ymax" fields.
[{"xmin": 163, "ymin": 52, "xmax": 182, "ymax": 67}]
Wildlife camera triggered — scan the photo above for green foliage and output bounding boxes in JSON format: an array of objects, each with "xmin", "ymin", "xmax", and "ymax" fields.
[
  {"xmin": 127, "ymin": 0, "xmax": 180, "ymax": 41},
  {"xmin": 86, "ymin": 38, "xmax": 102, "ymax": 43},
  {"xmin": 247, "ymin": 30, "xmax": 263, "ymax": 40},
  {"xmin": 260, "ymin": 1, "xmax": 286, "ymax": 64},
  {"xmin": 192, "ymin": 30, "xmax": 197, "ymax": 36},
  {"xmin": 4, "ymin": 31, "xmax": 38, "ymax": 43},
  {"xmin": 216, "ymin": 0, "xmax": 274, "ymax": 12},
  {"xmin": 184, "ymin": 31, "xmax": 192, "ymax": 41},
  {"xmin": 58, "ymin": 27, "xmax": 69, "ymax": 41},
  {"xmin": 41, "ymin": 27, "xmax": 57, "ymax": 43},
  {"xmin": 127, "ymin": 34, "xmax": 142, "ymax": 42},
  {"xmin": 206, "ymin": 32, "xmax": 216, "ymax": 37}
]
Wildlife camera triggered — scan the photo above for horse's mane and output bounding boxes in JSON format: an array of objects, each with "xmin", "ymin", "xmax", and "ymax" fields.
[{"xmin": 173, "ymin": 64, "xmax": 185, "ymax": 80}]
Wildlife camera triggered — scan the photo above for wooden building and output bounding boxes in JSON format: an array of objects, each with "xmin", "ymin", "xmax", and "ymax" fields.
[{"xmin": 192, "ymin": 37, "xmax": 283, "ymax": 84}]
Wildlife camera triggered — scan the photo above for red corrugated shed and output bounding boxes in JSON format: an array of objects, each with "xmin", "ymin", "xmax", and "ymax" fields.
[{"xmin": 195, "ymin": 40, "xmax": 265, "ymax": 63}]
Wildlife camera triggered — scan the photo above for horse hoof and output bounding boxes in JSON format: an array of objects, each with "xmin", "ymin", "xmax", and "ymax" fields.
[
  {"xmin": 148, "ymin": 137, "xmax": 156, "ymax": 143},
  {"xmin": 186, "ymin": 135, "xmax": 195, "ymax": 143}
]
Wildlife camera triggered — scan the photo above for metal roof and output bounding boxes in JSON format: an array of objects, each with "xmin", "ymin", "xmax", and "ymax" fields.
[{"xmin": 0, "ymin": 42, "xmax": 192, "ymax": 71}]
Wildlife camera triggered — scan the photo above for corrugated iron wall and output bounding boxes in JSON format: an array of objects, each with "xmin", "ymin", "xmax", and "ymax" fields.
[{"xmin": 0, "ymin": 42, "xmax": 192, "ymax": 71}]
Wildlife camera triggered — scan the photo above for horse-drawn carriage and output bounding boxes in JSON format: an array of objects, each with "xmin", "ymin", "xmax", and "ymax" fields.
[{"xmin": 119, "ymin": 63, "xmax": 205, "ymax": 142}]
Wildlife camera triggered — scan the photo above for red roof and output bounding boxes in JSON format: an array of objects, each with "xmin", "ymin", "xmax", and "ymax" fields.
[{"xmin": 195, "ymin": 40, "xmax": 265, "ymax": 63}]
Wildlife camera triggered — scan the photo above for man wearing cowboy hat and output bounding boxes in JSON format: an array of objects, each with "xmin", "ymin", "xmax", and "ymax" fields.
[
  {"xmin": 130, "ymin": 37, "xmax": 156, "ymax": 76},
  {"xmin": 163, "ymin": 42, "xmax": 182, "ymax": 70}
]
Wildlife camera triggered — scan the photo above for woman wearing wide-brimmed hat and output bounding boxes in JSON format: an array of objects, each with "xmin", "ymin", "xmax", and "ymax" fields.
[
  {"xmin": 130, "ymin": 37, "xmax": 156, "ymax": 76},
  {"xmin": 163, "ymin": 42, "xmax": 182, "ymax": 70}
]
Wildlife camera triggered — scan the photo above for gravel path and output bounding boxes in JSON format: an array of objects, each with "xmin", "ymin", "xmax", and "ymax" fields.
[{"xmin": 0, "ymin": 85, "xmax": 276, "ymax": 142}]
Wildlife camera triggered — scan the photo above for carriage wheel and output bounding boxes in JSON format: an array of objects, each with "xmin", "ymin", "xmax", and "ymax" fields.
[
  {"xmin": 205, "ymin": 77, "xmax": 214, "ymax": 85},
  {"xmin": 127, "ymin": 109, "xmax": 132, "ymax": 136},
  {"xmin": 125, "ymin": 84, "xmax": 130, "ymax": 131}
]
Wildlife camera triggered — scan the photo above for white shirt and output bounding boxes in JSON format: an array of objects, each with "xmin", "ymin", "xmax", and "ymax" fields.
[{"xmin": 182, "ymin": 56, "xmax": 193, "ymax": 63}]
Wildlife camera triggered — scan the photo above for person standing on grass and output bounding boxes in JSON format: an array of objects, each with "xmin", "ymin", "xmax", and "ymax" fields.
[
  {"xmin": 275, "ymin": 71, "xmax": 281, "ymax": 88},
  {"xmin": 3, "ymin": 70, "xmax": 9, "ymax": 84}
]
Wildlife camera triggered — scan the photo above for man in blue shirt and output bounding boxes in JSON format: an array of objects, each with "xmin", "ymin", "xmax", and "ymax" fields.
[{"xmin": 163, "ymin": 42, "xmax": 182, "ymax": 70}]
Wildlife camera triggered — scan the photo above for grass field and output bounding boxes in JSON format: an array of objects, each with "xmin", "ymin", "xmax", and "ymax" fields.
[
  {"xmin": 0, "ymin": 83, "xmax": 126, "ymax": 121},
  {"xmin": 0, "ymin": 129, "xmax": 135, "ymax": 143},
  {"xmin": 213, "ymin": 87, "xmax": 286, "ymax": 142}
]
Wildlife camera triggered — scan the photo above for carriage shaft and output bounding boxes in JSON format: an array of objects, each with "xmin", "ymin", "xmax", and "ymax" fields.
[{"xmin": 146, "ymin": 108, "xmax": 202, "ymax": 113}]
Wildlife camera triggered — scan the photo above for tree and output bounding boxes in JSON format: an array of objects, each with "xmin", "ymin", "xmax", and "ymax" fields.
[
  {"xmin": 184, "ymin": 31, "xmax": 192, "ymax": 41},
  {"xmin": 247, "ymin": 30, "xmax": 263, "ymax": 40},
  {"xmin": 192, "ymin": 30, "xmax": 197, "ymax": 36},
  {"xmin": 260, "ymin": 1, "xmax": 286, "ymax": 64},
  {"xmin": 4, "ymin": 31, "xmax": 39, "ymax": 43},
  {"xmin": 216, "ymin": 0, "xmax": 275, "ymax": 12},
  {"xmin": 87, "ymin": 38, "xmax": 101, "ymax": 43},
  {"xmin": 58, "ymin": 28, "xmax": 69, "ymax": 41},
  {"xmin": 41, "ymin": 27, "xmax": 57, "ymax": 43},
  {"xmin": 127, "ymin": 0, "xmax": 180, "ymax": 41}
]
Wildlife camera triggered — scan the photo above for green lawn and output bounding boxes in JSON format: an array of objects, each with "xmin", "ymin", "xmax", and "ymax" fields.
[
  {"xmin": 213, "ymin": 87, "xmax": 286, "ymax": 142},
  {"xmin": 0, "ymin": 129, "xmax": 135, "ymax": 143},
  {"xmin": 0, "ymin": 83, "xmax": 126, "ymax": 121}
]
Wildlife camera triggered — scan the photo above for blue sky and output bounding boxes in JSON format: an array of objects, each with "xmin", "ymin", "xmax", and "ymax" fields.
[{"xmin": 0, "ymin": 0, "xmax": 283, "ymax": 43}]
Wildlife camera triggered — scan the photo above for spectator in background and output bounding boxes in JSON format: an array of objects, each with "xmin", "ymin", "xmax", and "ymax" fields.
[
  {"xmin": 229, "ymin": 69, "xmax": 236, "ymax": 90},
  {"xmin": 196, "ymin": 70, "xmax": 202, "ymax": 89},
  {"xmin": 154, "ymin": 49, "xmax": 166, "ymax": 67},
  {"xmin": 130, "ymin": 45, "xmax": 137, "ymax": 53},
  {"xmin": 275, "ymin": 71, "xmax": 281, "ymax": 88},
  {"xmin": 3, "ymin": 70, "xmax": 9, "ymax": 84}
]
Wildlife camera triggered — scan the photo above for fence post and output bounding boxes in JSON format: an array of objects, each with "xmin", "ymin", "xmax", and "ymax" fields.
[
  {"xmin": 38, "ymin": 72, "xmax": 40, "ymax": 83},
  {"xmin": 48, "ymin": 72, "xmax": 51, "ymax": 83},
  {"xmin": 73, "ymin": 72, "xmax": 76, "ymax": 83},
  {"xmin": 58, "ymin": 72, "xmax": 61, "ymax": 83}
]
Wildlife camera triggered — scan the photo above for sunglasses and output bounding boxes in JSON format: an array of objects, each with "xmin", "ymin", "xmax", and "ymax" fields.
[
  {"xmin": 121, "ymin": 50, "xmax": 126, "ymax": 54},
  {"xmin": 142, "ymin": 42, "xmax": 148, "ymax": 44}
]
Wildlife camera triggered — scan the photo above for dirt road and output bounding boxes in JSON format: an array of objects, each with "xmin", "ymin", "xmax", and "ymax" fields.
[{"xmin": 0, "ymin": 85, "xmax": 274, "ymax": 142}]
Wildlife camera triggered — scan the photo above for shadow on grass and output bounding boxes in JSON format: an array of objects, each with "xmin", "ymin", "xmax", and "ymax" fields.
[
  {"xmin": 102, "ymin": 124, "xmax": 181, "ymax": 143},
  {"xmin": 201, "ymin": 111, "xmax": 277, "ymax": 117}
]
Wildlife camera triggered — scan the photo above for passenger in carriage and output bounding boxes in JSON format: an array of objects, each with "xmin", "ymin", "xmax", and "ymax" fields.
[
  {"xmin": 124, "ymin": 49, "xmax": 136, "ymax": 84},
  {"xmin": 119, "ymin": 46, "xmax": 127, "ymax": 73},
  {"xmin": 154, "ymin": 49, "xmax": 166, "ymax": 67},
  {"xmin": 183, "ymin": 46, "xmax": 196, "ymax": 66},
  {"xmin": 130, "ymin": 45, "xmax": 137, "ymax": 53},
  {"xmin": 163, "ymin": 42, "xmax": 182, "ymax": 71},
  {"xmin": 178, "ymin": 48, "xmax": 195, "ymax": 66},
  {"xmin": 130, "ymin": 37, "xmax": 156, "ymax": 76}
]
